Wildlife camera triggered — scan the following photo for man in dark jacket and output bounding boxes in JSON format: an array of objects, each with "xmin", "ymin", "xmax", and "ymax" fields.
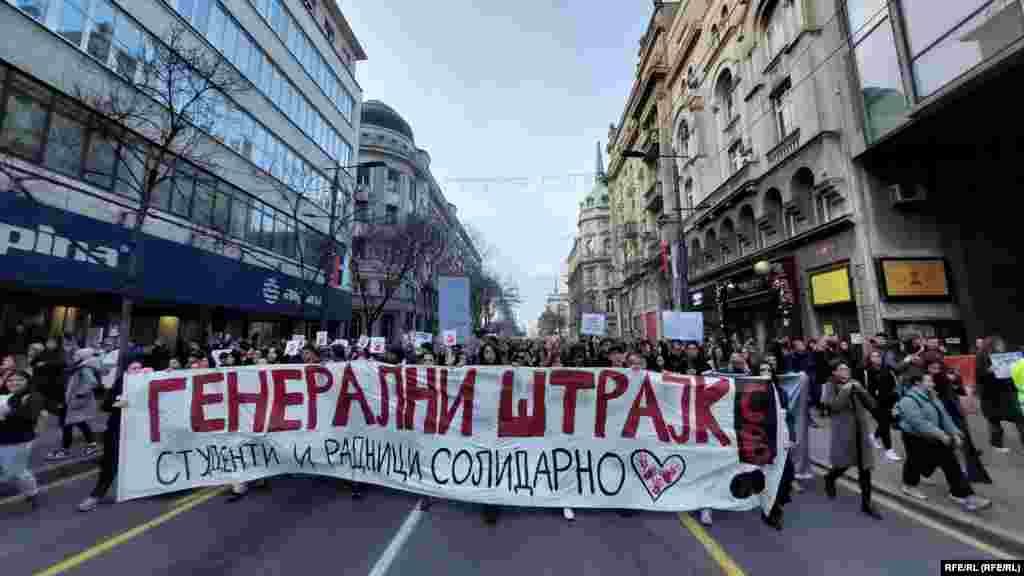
[
  {"xmin": 674, "ymin": 342, "xmax": 712, "ymax": 375},
  {"xmin": 784, "ymin": 338, "xmax": 819, "ymax": 425},
  {"xmin": 0, "ymin": 370, "xmax": 44, "ymax": 506}
]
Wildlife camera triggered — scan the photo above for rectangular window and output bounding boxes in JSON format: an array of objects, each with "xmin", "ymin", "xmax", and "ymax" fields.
[
  {"xmin": 83, "ymin": 133, "xmax": 118, "ymax": 190},
  {"xmin": 387, "ymin": 168, "xmax": 400, "ymax": 182},
  {"xmin": 86, "ymin": 0, "xmax": 115, "ymax": 64},
  {"xmin": 17, "ymin": 0, "xmax": 51, "ymax": 21},
  {"xmin": 280, "ymin": 220, "xmax": 295, "ymax": 260},
  {"xmin": 57, "ymin": 0, "xmax": 89, "ymax": 49},
  {"xmin": 230, "ymin": 197, "xmax": 248, "ymax": 239},
  {"xmin": 192, "ymin": 178, "xmax": 216, "ymax": 228},
  {"xmin": 114, "ymin": 18, "xmax": 142, "ymax": 80},
  {"xmin": 112, "ymin": 140, "xmax": 144, "ymax": 197},
  {"xmin": 260, "ymin": 54, "xmax": 272, "ymax": 94},
  {"xmin": 149, "ymin": 161, "xmax": 175, "ymax": 212},
  {"xmin": 385, "ymin": 205, "xmax": 398, "ymax": 225},
  {"xmin": 270, "ymin": 0, "xmax": 284, "ymax": 33},
  {"xmin": 208, "ymin": 4, "xmax": 225, "ymax": 52},
  {"xmin": 176, "ymin": 0, "xmax": 194, "ymax": 21},
  {"xmin": 44, "ymin": 109, "xmax": 86, "ymax": 176},
  {"xmin": 221, "ymin": 18, "xmax": 238, "ymax": 64},
  {"xmin": 850, "ymin": 13, "xmax": 909, "ymax": 143},
  {"xmin": 169, "ymin": 165, "xmax": 194, "ymax": 217},
  {"xmin": 192, "ymin": 0, "xmax": 210, "ymax": 35},
  {"xmin": 0, "ymin": 84, "xmax": 49, "ymax": 161},
  {"xmin": 771, "ymin": 78, "xmax": 793, "ymax": 141},
  {"xmin": 246, "ymin": 204, "xmax": 265, "ymax": 246},
  {"xmin": 212, "ymin": 187, "xmax": 230, "ymax": 232},
  {"xmin": 355, "ymin": 200, "xmax": 368, "ymax": 222},
  {"xmin": 236, "ymin": 35, "xmax": 252, "ymax": 79}
]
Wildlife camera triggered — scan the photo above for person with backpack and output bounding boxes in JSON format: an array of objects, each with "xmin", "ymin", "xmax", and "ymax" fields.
[
  {"xmin": 894, "ymin": 372, "xmax": 991, "ymax": 511},
  {"xmin": 48, "ymin": 348, "xmax": 100, "ymax": 460}
]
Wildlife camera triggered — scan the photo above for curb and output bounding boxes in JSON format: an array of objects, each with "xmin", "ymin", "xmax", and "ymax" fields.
[{"xmin": 809, "ymin": 458, "xmax": 1024, "ymax": 558}]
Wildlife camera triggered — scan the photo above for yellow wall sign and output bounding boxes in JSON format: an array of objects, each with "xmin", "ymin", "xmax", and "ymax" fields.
[
  {"xmin": 811, "ymin": 267, "xmax": 852, "ymax": 305},
  {"xmin": 881, "ymin": 259, "xmax": 949, "ymax": 297}
]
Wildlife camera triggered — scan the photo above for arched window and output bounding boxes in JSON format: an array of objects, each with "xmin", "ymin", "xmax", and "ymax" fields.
[
  {"xmin": 762, "ymin": 0, "xmax": 790, "ymax": 59},
  {"xmin": 739, "ymin": 204, "xmax": 757, "ymax": 252},
  {"xmin": 715, "ymin": 70, "xmax": 735, "ymax": 122},
  {"xmin": 763, "ymin": 188, "xmax": 784, "ymax": 244},
  {"xmin": 690, "ymin": 238, "xmax": 702, "ymax": 272},
  {"xmin": 685, "ymin": 179, "xmax": 694, "ymax": 212},
  {"xmin": 676, "ymin": 120, "xmax": 690, "ymax": 157},
  {"xmin": 720, "ymin": 218, "xmax": 737, "ymax": 260},
  {"xmin": 789, "ymin": 167, "xmax": 816, "ymax": 233},
  {"xmin": 721, "ymin": 5, "xmax": 729, "ymax": 23}
]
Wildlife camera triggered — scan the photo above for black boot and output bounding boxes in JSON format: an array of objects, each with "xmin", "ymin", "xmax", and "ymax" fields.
[
  {"xmin": 825, "ymin": 472, "xmax": 838, "ymax": 500},
  {"xmin": 859, "ymin": 469, "xmax": 881, "ymax": 519},
  {"xmin": 761, "ymin": 506, "xmax": 783, "ymax": 531}
]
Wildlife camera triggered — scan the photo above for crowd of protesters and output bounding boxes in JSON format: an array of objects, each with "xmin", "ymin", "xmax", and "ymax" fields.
[{"xmin": 3, "ymin": 327, "xmax": 1020, "ymax": 528}]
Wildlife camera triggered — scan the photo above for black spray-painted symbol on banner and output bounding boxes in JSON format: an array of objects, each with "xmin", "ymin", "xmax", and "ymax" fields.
[{"xmin": 630, "ymin": 449, "xmax": 686, "ymax": 503}]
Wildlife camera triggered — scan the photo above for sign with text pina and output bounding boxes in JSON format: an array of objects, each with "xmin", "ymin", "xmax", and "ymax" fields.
[{"xmin": 117, "ymin": 365, "xmax": 786, "ymax": 513}]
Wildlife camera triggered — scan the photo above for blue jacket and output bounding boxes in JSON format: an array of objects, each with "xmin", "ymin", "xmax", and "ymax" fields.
[{"xmin": 896, "ymin": 388, "xmax": 961, "ymax": 443}]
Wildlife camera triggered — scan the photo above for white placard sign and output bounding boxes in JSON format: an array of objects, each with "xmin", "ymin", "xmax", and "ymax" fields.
[
  {"xmin": 369, "ymin": 337, "xmax": 387, "ymax": 355},
  {"xmin": 357, "ymin": 335, "xmax": 369, "ymax": 349},
  {"xmin": 117, "ymin": 366, "xmax": 786, "ymax": 514},
  {"xmin": 316, "ymin": 331, "xmax": 329, "ymax": 347},
  {"xmin": 211, "ymin": 349, "xmax": 233, "ymax": 367},
  {"xmin": 991, "ymin": 352, "xmax": 1023, "ymax": 380},
  {"xmin": 580, "ymin": 314, "xmax": 606, "ymax": 336},
  {"xmin": 415, "ymin": 332, "xmax": 434, "ymax": 347},
  {"xmin": 443, "ymin": 330, "xmax": 457, "ymax": 347},
  {"xmin": 850, "ymin": 333, "xmax": 864, "ymax": 345},
  {"xmin": 284, "ymin": 339, "xmax": 303, "ymax": 357},
  {"xmin": 661, "ymin": 311, "xmax": 704, "ymax": 342}
]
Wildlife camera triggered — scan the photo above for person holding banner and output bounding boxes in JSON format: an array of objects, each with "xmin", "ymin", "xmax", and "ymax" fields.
[
  {"xmin": 823, "ymin": 359, "xmax": 882, "ymax": 520},
  {"xmin": 477, "ymin": 343, "xmax": 505, "ymax": 525},
  {"xmin": 758, "ymin": 362, "xmax": 794, "ymax": 530}
]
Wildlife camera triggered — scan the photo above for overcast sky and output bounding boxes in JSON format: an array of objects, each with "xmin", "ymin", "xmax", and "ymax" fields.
[{"xmin": 342, "ymin": 1, "xmax": 650, "ymax": 331}]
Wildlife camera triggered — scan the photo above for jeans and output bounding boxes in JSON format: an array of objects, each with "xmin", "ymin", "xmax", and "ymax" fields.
[
  {"xmin": 902, "ymin": 434, "xmax": 972, "ymax": 499},
  {"xmin": 0, "ymin": 441, "xmax": 39, "ymax": 497}
]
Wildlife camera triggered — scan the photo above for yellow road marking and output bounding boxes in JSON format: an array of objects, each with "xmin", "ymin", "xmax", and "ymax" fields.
[
  {"xmin": 33, "ymin": 486, "xmax": 228, "ymax": 576},
  {"xmin": 171, "ymin": 487, "xmax": 221, "ymax": 508},
  {"xmin": 820, "ymin": 469, "xmax": 1013, "ymax": 559},
  {"xmin": 678, "ymin": 513, "xmax": 748, "ymax": 576},
  {"xmin": 0, "ymin": 469, "xmax": 99, "ymax": 508}
]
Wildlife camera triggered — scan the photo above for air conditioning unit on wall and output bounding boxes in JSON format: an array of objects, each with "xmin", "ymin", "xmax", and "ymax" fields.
[{"xmin": 888, "ymin": 183, "xmax": 928, "ymax": 207}]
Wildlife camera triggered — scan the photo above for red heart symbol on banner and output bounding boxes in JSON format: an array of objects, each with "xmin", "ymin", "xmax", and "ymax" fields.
[{"xmin": 630, "ymin": 450, "xmax": 687, "ymax": 503}]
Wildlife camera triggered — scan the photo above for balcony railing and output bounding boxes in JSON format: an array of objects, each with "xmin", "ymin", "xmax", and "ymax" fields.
[{"xmin": 767, "ymin": 129, "xmax": 801, "ymax": 165}]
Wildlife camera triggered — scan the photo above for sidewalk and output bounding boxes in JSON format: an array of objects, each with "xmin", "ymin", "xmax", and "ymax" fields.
[
  {"xmin": 0, "ymin": 409, "xmax": 107, "ymax": 499},
  {"xmin": 807, "ymin": 410, "xmax": 1024, "ymax": 556}
]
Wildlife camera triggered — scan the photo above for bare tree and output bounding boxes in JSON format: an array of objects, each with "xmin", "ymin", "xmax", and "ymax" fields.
[
  {"xmin": 66, "ymin": 25, "xmax": 249, "ymax": 375},
  {"xmin": 349, "ymin": 213, "xmax": 450, "ymax": 338}
]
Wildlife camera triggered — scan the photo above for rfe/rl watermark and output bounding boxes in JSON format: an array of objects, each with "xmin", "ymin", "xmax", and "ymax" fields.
[{"xmin": 942, "ymin": 560, "xmax": 1023, "ymax": 575}]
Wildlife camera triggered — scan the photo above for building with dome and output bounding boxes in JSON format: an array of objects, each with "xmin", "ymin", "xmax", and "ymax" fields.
[
  {"xmin": 567, "ymin": 142, "xmax": 615, "ymax": 338},
  {"xmin": 353, "ymin": 100, "xmax": 480, "ymax": 342}
]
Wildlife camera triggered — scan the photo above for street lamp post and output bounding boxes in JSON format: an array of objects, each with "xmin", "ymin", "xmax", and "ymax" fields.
[
  {"xmin": 620, "ymin": 149, "xmax": 698, "ymax": 313},
  {"xmin": 305, "ymin": 160, "xmax": 386, "ymax": 339}
]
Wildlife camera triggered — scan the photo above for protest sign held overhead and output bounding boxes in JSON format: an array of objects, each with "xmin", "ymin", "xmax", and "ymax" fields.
[
  {"xmin": 316, "ymin": 331, "xmax": 329, "ymax": 347},
  {"xmin": 117, "ymin": 364, "xmax": 786, "ymax": 513},
  {"xmin": 661, "ymin": 312, "xmax": 704, "ymax": 342},
  {"xmin": 443, "ymin": 330, "xmax": 457, "ymax": 347}
]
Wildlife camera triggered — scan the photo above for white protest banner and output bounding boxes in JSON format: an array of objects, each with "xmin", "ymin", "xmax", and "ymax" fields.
[
  {"xmin": 357, "ymin": 335, "xmax": 369, "ymax": 349},
  {"xmin": 117, "ymin": 366, "xmax": 786, "ymax": 513},
  {"xmin": 580, "ymin": 314, "xmax": 606, "ymax": 337},
  {"xmin": 369, "ymin": 337, "xmax": 386, "ymax": 355},
  {"xmin": 284, "ymin": 339, "xmax": 302, "ymax": 357},
  {"xmin": 661, "ymin": 311, "xmax": 704, "ymax": 342},
  {"xmin": 415, "ymin": 332, "xmax": 434, "ymax": 348},
  {"xmin": 991, "ymin": 352, "xmax": 1023, "ymax": 379},
  {"xmin": 316, "ymin": 331, "xmax": 329, "ymax": 347},
  {"xmin": 443, "ymin": 330, "xmax": 457, "ymax": 347},
  {"xmin": 211, "ymin": 349, "xmax": 233, "ymax": 367}
]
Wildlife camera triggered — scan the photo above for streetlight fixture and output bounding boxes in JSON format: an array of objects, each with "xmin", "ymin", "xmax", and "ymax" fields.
[{"xmin": 305, "ymin": 160, "xmax": 387, "ymax": 338}]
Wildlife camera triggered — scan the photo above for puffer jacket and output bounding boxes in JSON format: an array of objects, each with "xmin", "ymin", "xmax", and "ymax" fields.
[
  {"xmin": 64, "ymin": 360, "xmax": 100, "ymax": 425},
  {"xmin": 895, "ymin": 387, "xmax": 961, "ymax": 444}
]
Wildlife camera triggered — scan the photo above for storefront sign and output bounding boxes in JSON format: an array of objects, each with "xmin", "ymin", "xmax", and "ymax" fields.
[
  {"xmin": 810, "ymin": 266, "xmax": 852, "ymax": 306},
  {"xmin": 879, "ymin": 258, "xmax": 950, "ymax": 299},
  {"xmin": 0, "ymin": 194, "xmax": 351, "ymax": 321}
]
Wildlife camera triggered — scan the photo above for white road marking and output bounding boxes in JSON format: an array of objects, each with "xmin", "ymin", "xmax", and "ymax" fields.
[{"xmin": 367, "ymin": 500, "xmax": 425, "ymax": 576}]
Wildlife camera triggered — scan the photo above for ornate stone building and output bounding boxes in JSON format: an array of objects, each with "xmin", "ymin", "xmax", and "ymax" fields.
[{"xmin": 567, "ymin": 143, "xmax": 614, "ymax": 338}]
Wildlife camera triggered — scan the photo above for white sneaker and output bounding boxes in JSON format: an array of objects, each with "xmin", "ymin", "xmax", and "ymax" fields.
[
  {"xmin": 993, "ymin": 447, "xmax": 1011, "ymax": 454},
  {"xmin": 700, "ymin": 509, "xmax": 713, "ymax": 526},
  {"xmin": 563, "ymin": 507, "xmax": 575, "ymax": 521},
  {"xmin": 77, "ymin": 496, "xmax": 99, "ymax": 512},
  {"xmin": 951, "ymin": 494, "xmax": 993, "ymax": 511},
  {"xmin": 794, "ymin": 472, "xmax": 814, "ymax": 481},
  {"xmin": 871, "ymin": 436, "xmax": 884, "ymax": 450},
  {"xmin": 885, "ymin": 449, "xmax": 903, "ymax": 462},
  {"xmin": 901, "ymin": 485, "xmax": 928, "ymax": 501}
]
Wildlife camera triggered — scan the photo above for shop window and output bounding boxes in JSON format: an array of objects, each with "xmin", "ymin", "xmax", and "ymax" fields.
[{"xmin": 43, "ymin": 108, "xmax": 86, "ymax": 177}]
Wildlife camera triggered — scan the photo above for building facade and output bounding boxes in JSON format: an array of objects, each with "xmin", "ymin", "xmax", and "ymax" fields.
[
  {"xmin": 841, "ymin": 0, "xmax": 1024, "ymax": 350},
  {"xmin": 0, "ymin": 0, "xmax": 364, "ymax": 352},
  {"xmin": 352, "ymin": 100, "xmax": 480, "ymax": 343},
  {"xmin": 567, "ymin": 142, "xmax": 614, "ymax": 338},
  {"xmin": 606, "ymin": 3, "xmax": 680, "ymax": 341}
]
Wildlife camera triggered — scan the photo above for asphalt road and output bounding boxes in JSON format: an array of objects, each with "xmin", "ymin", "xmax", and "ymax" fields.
[{"xmin": 1, "ymin": 471, "xmax": 997, "ymax": 576}]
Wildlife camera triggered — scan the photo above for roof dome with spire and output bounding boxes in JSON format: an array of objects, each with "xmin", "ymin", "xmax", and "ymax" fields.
[{"xmin": 581, "ymin": 140, "xmax": 609, "ymax": 209}]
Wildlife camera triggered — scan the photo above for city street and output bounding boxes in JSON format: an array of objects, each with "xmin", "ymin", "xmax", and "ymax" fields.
[{"xmin": 2, "ymin": 465, "xmax": 997, "ymax": 576}]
